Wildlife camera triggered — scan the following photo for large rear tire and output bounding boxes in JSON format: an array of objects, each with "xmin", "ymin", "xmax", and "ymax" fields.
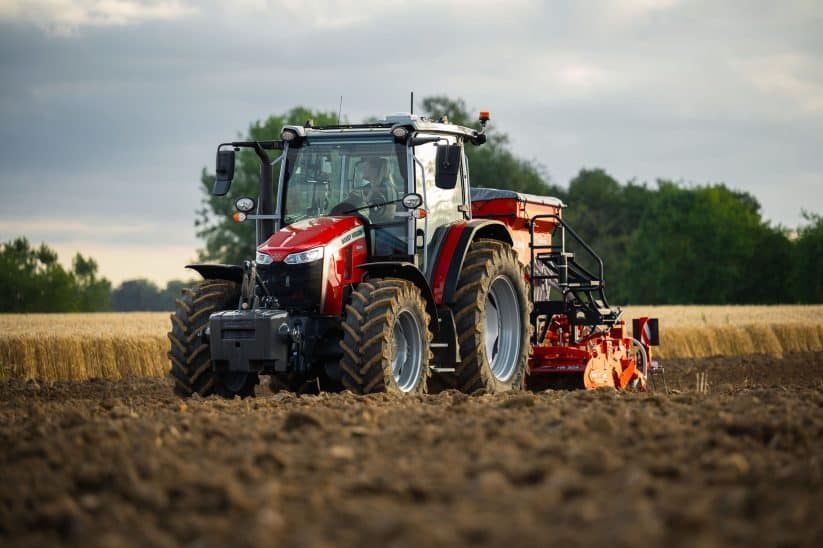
[
  {"xmin": 339, "ymin": 278, "xmax": 431, "ymax": 395},
  {"xmin": 168, "ymin": 280, "xmax": 259, "ymax": 399},
  {"xmin": 452, "ymin": 239, "xmax": 532, "ymax": 394}
]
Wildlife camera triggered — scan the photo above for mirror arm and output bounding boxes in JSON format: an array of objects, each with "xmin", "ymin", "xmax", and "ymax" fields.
[
  {"xmin": 411, "ymin": 135, "xmax": 445, "ymax": 146},
  {"xmin": 412, "ymin": 154, "xmax": 429, "ymax": 274},
  {"xmin": 253, "ymin": 141, "xmax": 275, "ymax": 246},
  {"xmin": 228, "ymin": 140, "xmax": 284, "ymax": 151}
]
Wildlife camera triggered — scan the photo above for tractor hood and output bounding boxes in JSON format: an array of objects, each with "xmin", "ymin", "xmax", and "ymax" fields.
[{"xmin": 257, "ymin": 216, "xmax": 365, "ymax": 263}]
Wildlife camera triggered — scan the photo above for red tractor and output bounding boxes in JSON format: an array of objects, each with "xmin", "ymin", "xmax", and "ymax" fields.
[{"xmin": 169, "ymin": 112, "xmax": 659, "ymax": 398}]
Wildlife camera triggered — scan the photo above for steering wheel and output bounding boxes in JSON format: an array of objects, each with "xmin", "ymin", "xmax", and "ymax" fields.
[
  {"xmin": 367, "ymin": 187, "xmax": 388, "ymax": 218},
  {"xmin": 330, "ymin": 187, "xmax": 366, "ymax": 216}
]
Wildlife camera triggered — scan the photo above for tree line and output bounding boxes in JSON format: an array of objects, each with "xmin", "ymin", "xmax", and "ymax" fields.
[
  {"xmin": 197, "ymin": 96, "xmax": 822, "ymax": 305},
  {"xmin": 0, "ymin": 237, "xmax": 190, "ymax": 312},
  {"xmin": 557, "ymin": 171, "xmax": 822, "ymax": 304},
  {"xmin": 2, "ymin": 95, "xmax": 820, "ymax": 311}
]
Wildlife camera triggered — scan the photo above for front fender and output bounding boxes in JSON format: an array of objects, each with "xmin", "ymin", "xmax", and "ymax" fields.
[
  {"xmin": 186, "ymin": 263, "xmax": 244, "ymax": 284},
  {"xmin": 358, "ymin": 261, "xmax": 438, "ymax": 333}
]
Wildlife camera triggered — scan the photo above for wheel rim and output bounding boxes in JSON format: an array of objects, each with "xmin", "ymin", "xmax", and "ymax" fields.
[
  {"xmin": 630, "ymin": 337, "xmax": 649, "ymax": 376},
  {"xmin": 392, "ymin": 309, "xmax": 423, "ymax": 392},
  {"xmin": 485, "ymin": 275, "xmax": 522, "ymax": 382}
]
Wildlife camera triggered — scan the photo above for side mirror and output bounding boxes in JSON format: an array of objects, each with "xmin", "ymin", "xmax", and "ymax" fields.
[
  {"xmin": 435, "ymin": 144, "xmax": 461, "ymax": 189},
  {"xmin": 212, "ymin": 149, "xmax": 235, "ymax": 196},
  {"xmin": 401, "ymin": 193, "xmax": 423, "ymax": 209}
]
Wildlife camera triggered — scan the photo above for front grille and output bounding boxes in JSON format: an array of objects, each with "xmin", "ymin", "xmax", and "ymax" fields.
[
  {"xmin": 257, "ymin": 261, "xmax": 323, "ymax": 312},
  {"xmin": 221, "ymin": 328, "xmax": 255, "ymax": 340}
]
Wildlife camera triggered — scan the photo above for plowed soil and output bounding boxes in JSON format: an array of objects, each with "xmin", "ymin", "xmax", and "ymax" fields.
[{"xmin": 2, "ymin": 352, "xmax": 822, "ymax": 547}]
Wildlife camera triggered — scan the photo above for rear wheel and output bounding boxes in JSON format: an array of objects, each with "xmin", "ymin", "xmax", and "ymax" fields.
[
  {"xmin": 168, "ymin": 280, "xmax": 259, "ymax": 398},
  {"xmin": 339, "ymin": 278, "xmax": 431, "ymax": 395},
  {"xmin": 452, "ymin": 239, "xmax": 532, "ymax": 394}
]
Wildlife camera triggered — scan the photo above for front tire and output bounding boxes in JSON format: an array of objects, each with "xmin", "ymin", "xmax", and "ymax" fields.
[
  {"xmin": 168, "ymin": 280, "xmax": 259, "ymax": 399},
  {"xmin": 452, "ymin": 239, "xmax": 532, "ymax": 394},
  {"xmin": 339, "ymin": 279, "xmax": 431, "ymax": 395}
]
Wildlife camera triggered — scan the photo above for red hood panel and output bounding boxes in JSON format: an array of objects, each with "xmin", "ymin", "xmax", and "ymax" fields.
[{"xmin": 258, "ymin": 216, "xmax": 364, "ymax": 263}]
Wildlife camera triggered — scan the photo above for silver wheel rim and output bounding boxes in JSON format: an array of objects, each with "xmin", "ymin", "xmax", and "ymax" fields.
[
  {"xmin": 630, "ymin": 337, "xmax": 649, "ymax": 376},
  {"xmin": 485, "ymin": 275, "xmax": 522, "ymax": 382},
  {"xmin": 392, "ymin": 309, "xmax": 423, "ymax": 392}
]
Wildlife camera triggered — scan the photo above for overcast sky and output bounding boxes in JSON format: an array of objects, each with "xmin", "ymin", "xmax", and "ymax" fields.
[{"xmin": 1, "ymin": 0, "xmax": 821, "ymax": 285}]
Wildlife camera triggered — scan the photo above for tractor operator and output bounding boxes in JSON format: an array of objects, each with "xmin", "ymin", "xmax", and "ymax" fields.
[
  {"xmin": 339, "ymin": 157, "xmax": 405, "ymax": 256},
  {"xmin": 351, "ymin": 157, "xmax": 398, "ymax": 223}
]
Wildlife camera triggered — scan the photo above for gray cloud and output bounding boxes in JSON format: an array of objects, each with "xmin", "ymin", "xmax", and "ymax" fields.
[
  {"xmin": 1, "ymin": 0, "xmax": 822, "ymax": 282},
  {"xmin": 0, "ymin": 0, "xmax": 197, "ymax": 35}
]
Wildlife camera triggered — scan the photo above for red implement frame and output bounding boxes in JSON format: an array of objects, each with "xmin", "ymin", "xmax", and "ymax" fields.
[{"xmin": 472, "ymin": 191, "xmax": 651, "ymax": 391}]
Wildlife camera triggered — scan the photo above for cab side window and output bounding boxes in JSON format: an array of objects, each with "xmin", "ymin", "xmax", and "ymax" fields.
[{"xmin": 414, "ymin": 136, "xmax": 464, "ymax": 248}]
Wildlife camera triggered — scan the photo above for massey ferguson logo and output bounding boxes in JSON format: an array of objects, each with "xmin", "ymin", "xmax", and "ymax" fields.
[{"xmin": 340, "ymin": 227, "xmax": 365, "ymax": 245}]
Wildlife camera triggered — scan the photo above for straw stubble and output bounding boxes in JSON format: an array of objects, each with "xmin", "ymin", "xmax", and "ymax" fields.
[{"xmin": 0, "ymin": 306, "xmax": 821, "ymax": 381}]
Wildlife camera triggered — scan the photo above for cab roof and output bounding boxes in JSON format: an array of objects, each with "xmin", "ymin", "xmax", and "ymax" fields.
[{"xmin": 282, "ymin": 113, "xmax": 481, "ymax": 141}]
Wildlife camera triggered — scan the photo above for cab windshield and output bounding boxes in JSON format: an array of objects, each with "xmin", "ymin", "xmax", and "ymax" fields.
[{"xmin": 281, "ymin": 137, "xmax": 408, "ymax": 225}]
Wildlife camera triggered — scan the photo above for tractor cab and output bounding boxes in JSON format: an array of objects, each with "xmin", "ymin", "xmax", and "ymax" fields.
[
  {"xmin": 212, "ymin": 113, "xmax": 486, "ymax": 282},
  {"xmin": 269, "ymin": 113, "xmax": 482, "ymax": 271}
]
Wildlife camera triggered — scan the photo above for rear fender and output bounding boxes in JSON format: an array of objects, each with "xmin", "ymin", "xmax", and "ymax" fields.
[
  {"xmin": 429, "ymin": 220, "xmax": 513, "ymax": 305},
  {"xmin": 358, "ymin": 261, "xmax": 438, "ymax": 333},
  {"xmin": 186, "ymin": 264, "xmax": 244, "ymax": 284}
]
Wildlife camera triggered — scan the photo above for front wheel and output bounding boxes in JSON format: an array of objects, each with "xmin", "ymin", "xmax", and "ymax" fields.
[
  {"xmin": 452, "ymin": 239, "xmax": 532, "ymax": 394},
  {"xmin": 339, "ymin": 279, "xmax": 431, "ymax": 395},
  {"xmin": 168, "ymin": 280, "xmax": 259, "ymax": 399}
]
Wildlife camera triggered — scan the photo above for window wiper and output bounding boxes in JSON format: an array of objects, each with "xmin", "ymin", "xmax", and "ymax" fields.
[{"xmin": 340, "ymin": 197, "xmax": 403, "ymax": 214}]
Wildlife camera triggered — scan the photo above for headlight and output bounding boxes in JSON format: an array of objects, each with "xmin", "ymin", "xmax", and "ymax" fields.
[
  {"xmin": 284, "ymin": 246, "xmax": 324, "ymax": 264},
  {"xmin": 256, "ymin": 251, "xmax": 273, "ymax": 265}
]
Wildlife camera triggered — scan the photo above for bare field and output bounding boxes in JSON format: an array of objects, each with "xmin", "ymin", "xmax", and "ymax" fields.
[
  {"xmin": 1, "ymin": 352, "xmax": 821, "ymax": 547},
  {"xmin": 0, "ymin": 306, "xmax": 821, "ymax": 381}
]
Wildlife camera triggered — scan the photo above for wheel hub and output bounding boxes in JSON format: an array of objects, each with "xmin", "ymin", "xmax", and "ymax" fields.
[
  {"xmin": 485, "ymin": 275, "xmax": 522, "ymax": 383},
  {"xmin": 392, "ymin": 309, "xmax": 423, "ymax": 392}
]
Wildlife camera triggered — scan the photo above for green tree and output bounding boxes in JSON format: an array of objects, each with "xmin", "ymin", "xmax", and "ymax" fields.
[
  {"xmin": 561, "ymin": 169, "xmax": 654, "ymax": 303},
  {"xmin": 0, "ymin": 238, "xmax": 111, "ymax": 312},
  {"xmin": 735, "ymin": 223, "xmax": 793, "ymax": 304},
  {"xmin": 419, "ymin": 96, "xmax": 562, "ymax": 196},
  {"xmin": 72, "ymin": 254, "xmax": 111, "ymax": 311},
  {"xmin": 791, "ymin": 212, "xmax": 823, "ymax": 302},
  {"xmin": 161, "ymin": 279, "xmax": 190, "ymax": 306},
  {"xmin": 197, "ymin": 107, "xmax": 339, "ymax": 265},
  {"xmin": 110, "ymin": 278, "xmax": 195, "ymax": 311},
  {"xmin": 625, "ymin": 182, "xmax": 769, "ymax": 304}
]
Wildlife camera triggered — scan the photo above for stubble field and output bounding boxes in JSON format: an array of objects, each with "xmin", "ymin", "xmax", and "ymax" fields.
[{"xmin": 1, "ymin": 305, "xmax": 822, "ymax": 382}]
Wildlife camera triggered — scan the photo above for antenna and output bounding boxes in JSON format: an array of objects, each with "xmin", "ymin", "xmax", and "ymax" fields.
[
  {"xmin": 410, "ymin": 91, "xmax": 414, "ymax": 114},
  {"xmin": 337, "ymin": 95, "xmax": 343, "ymax": 125}
]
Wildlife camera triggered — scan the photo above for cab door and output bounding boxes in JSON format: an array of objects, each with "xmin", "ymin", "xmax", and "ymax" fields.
[{"xmin": 412, "ymin": 135, "xmax": 466, "ymax": 273}]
